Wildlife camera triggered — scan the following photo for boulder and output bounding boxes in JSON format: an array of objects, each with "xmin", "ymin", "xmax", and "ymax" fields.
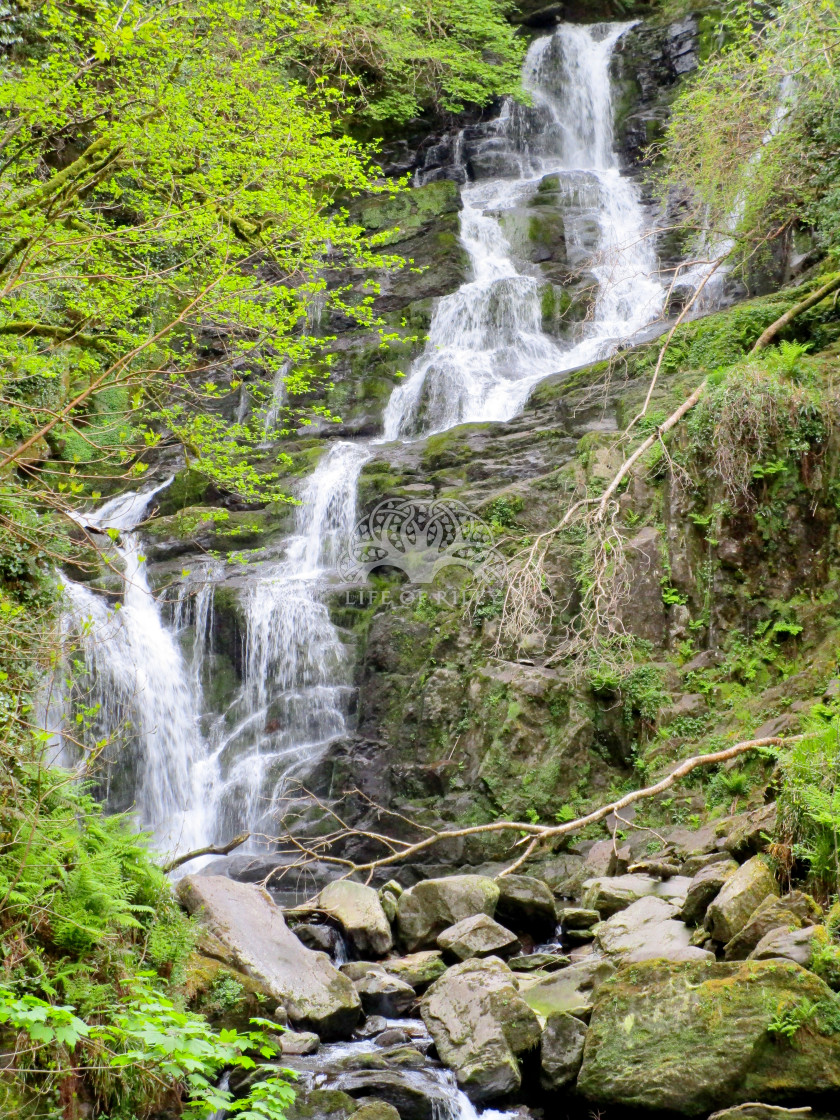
[
  {"xmin": 279, "ymin": 1030, "xmax": 320, "ymax": 1055},
  {"xmin": 318, "ymin": 881, "xmax": 394, "ymax": 957},
  {"xmin": 680, "ymin": 850, "xmax": 736, "ymax": 877},
  {"xmin": 382, "ymin": 951, "xmax": 447, "ymax": 991},
  {"xmin": 521, "ymin": 956, "xmax": 615, "ymax": 1019},
  {"xmin": 351, "ymin": 969, "xmax": 416, "ymax": 1017},
  {"xmin": 708, "ymin": 1106, "xmax": 836, "ymax": 1120},
  {"xmin": 397, "ymin": 876, "xmax": 500, "ymax": 952},
  {"xmin": 680, "ymin": 860, "xmax": 738, "ymax": 925},
  {"xmin": 293, "ymin": 923, "xmax": 344, "ymax": 957},
  {"xmin": 578, "ymin": 959, "xmax": 840, "ymax": 1114},
  {"xmin": 595, "ymin": 895, "xmax": 714, "ymax": 963},
  {"xmin": 494, "ymin": 874, "xmax": 557, "ymax": 936},
  {"xmin": 437, "ymin": 914, "xmax": 520, "ymax": 961},
  {"xmin": 583, "ymin": 873, "xmax": 692, "ymax": 918},
  {"xmin": 705, "ymin": 857, "xmax": 779, "ymax": 943},
  {"xmin": 353, "ymin": 1105, "xmax": 401, "ymax": 1120},
  {"xmin": 559, "ymin": 907, "xmax": 600, "ymax": 930},
  {"xmin": 749, "ymin": 925, "xmax": 819, "ymax": 966},
  {"xmin": 509, "ymin": 952, "xmax": 569, "ymax": 973},
  {"xmin": 723, "ymin": 803, "xmax": 778, "ymax": 858},
  {"xmin": 420, "ymin": 956, "xmax": 541, "ymax": 1102},
  {"xmin": 287, "ymin": 1089, "xmax": 359, "ymax": 1120},
  {"xmin": 723, "ymin": 891, "xmax": 822, "ymax": 959},
  {"xmin": 177, "ymin": 876, "xmax": 360, "ymax": 1038},
  {"xmin": 540, "ymin": 1011, "xmax": 587, "ymax": 1090}
]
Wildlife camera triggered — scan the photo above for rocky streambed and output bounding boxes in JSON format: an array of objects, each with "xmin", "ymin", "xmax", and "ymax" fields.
[{"xmin": 179, "ymin": 803, "xmax": 840, "ymax": 1120}]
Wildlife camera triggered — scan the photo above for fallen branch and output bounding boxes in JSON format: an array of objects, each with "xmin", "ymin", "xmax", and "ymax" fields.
[
  {"xmin": 267, "ymin": 734, "xmax": 801, "ymax": 884},
  {"xmin": 751, "ymin": 272, "xmax": 840, "ymax": 353},
  {"xmin": 161, "ymin": 831, "xmax": 250, "ymax": 874}
]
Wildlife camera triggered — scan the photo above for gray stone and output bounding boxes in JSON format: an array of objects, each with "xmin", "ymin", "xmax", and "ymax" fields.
[
  {"xmin": 509, "ymin": 952, "xmax": 569, "ymax": 973},
  {"xmin": 397, "ymin": 876, "xmax": 500, "ymax": 952},
  {"xmin": 494, "ymin": 874, "xmax": 557, "ymax": 936},
  {"xmin": 709, "ymin": 1106, "xmax": 836, "ymax": 1120},
  {"xmin": 559, "ymin": 907, "xmax": 600, "ymax": 930},
  {"xmin": 318, "ymin": 880, "xmax": 394, "ymax": 957},
  {"xmin": 680, "ymin": 851, "xmax": 735, "ymax": 877},
  {"xmin": 723, "ymin": 804, "xmax": 778, "ymax": 859},
  {"xmin": 540, "ymin": 1011, "xmax": 587, "ymax": 1090},
  {"xmin": 437, "ymin": 913, "xmax": 520, "ymax": 961},
  {"xmin": 353, "ymin": 971, "xmax": 416, "ymax": 1017},
  {"xmin": 420, "ymin": 956, "xmax": 541, "ymax": 1102},
  {"xmin": 595, "ymin": 895, "xmax": 714, "ymax": 963},
  {"xmin": 279, "ymin": 1030, "xmax": 320, "ymax": 1055},
  {"xmin": 352, "ymin": 1104, "xmax": 401, "ymax": 1120},
  {"xmin": 521, "ymin": 956, "xmax": 615, "ymax": 1019},
  {"xmin": 680, "ymin": 860, "xmax": 738, "ymax": 925},
  {"xmin": 705, "ymin": 856, "xmax": 780, "ymax": 943},
  {"xmin": 177, "ymin": 876, "xmax": 360, "ymax": 1038},
  {"xmin": 382, "ymin": 951, "xmax": 447, "ymax": 991},
  {"xmin": 583, "ymin": 873, "xmax": 692, "ymax": 917},
  {"xmin": 724, "ymin": 891, "xmax": 822, "ymax": 960},
  {"xmin": 749, "ymin": 924, "xmax": 819, "ymax": 966}
]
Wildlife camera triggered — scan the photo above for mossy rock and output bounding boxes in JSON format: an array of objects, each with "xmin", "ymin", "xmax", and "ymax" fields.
[{"xmin": 578, "ymin": 958, "xmax": 840, "ymax": 1115}]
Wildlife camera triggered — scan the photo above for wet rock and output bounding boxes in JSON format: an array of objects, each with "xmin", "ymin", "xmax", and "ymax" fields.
[
  {"xmin": 583, "ymin": 873, "xmax": 692, "ymax": 917},
  {"xmin": 723, "ymin": 892, "xmax": 822, "ymax": 960},
  {"xmin": 287, "ymin": 1089, "xmax": 358, "ymax": 1120},
  {"xmin": 420, "ymin": 956, "xmax": 541, "ymax": 1102},
  {"xmin": 595, "ymin": 895, "xmax": 714, "ymax": 963},
  {"xmin": 397, "ymin": 875, "xmax": 500, "ymax": 952},
  {"xmin": 680, "ymin": 860, "xmax": 739, "ymax": 925},
  {"xmin": 352, "ymin": 1104, "xmax": 401, "ymax": 1120},
  {"xmin": 437, "ymin": 913, "xmax": 520, "ymax": 961},
  {"xmin": 509, "ymin": 952, "xmax": 569, "ymax": 973},
  {"xmin": 279, "ymin": 1031, "xmax": 320, "ymax": 1055},
  {"xmin": 559, "ymin": 907, "xmax": 600, "ymax": 930},
  {"xmin": 578, "ymin": 959, "xmax": 840, "ymax": 1114},
  {"xmin": 354, "ymin": 1016, "xmax": 387, "ymax": 1039},
  {"xmin": 723, "ymin": 804, "xmax": 778, "ymax": 859},
  {"xmin": 749, "ymin": 924, "xmax": 819, "ymax": 966},
  {"xmin": 374, "ymin": 1029, "xmax": 414, "ymax": 1048},
  {"xmin": 494, "ymin": 874, "xmax": 557, "ymax": 937},
  {"xmin": 705, "ymin": 856, "xmax": 780, "ymax": 943},
  {"xmin": 708, "ymin": 1105, "xmax": 836, "ymax": 1120},
  {"xmin": 382, "ymin": 951, "xmax": 447, "ymax": 991},
  {"xmin": 293, "ymin": 923, "xmax": 343, "ymax": 956},
  {"xmin": 177, "ymin": 876, "xmax": 360, "ymax": 1038},
  {"xmin": 318, "ymin": 880, "xmax": 394, "ymax": 957},
  {"xmin": 540, "ymin": 1011, "xmax": 587, "ymax": 1090},
  {"xmin": 521, "ymin": 956, "xmax": 615, "ymax": 1019},
  {"xmin": 353, "ymin": 971, "xmax": 416, "ymax": 1018}
]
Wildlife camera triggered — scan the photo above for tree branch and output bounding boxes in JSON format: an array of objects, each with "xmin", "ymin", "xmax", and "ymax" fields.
[
  {"xmin": 751, "ymin": 272, "xmax": 840, "ymax": 353},
  {"xmin": 160, "ymin": 831, "xmax": 250, "ymax": 874}
]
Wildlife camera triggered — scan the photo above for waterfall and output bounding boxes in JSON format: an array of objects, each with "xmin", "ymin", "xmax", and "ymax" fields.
[
  {"xmin": 61, "ymin": 483, "xmax": 213, "ymax": 854},
  {"xmin": 383, "ymin": 22, "xmax": 665, "ymax": 439},
  {"xmin": 55, "ymin": 22, "xmax": 673, "ymax": 858}
]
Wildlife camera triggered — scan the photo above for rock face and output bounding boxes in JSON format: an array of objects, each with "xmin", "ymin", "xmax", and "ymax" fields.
[
  {"xmin": 397, "ymin": 876, "xmax": 500, "ymax": 952},
  {"xmin": 595, "ymin": 895, "xmax": 714, "ymax": 963},
  {"xmin": 420, "ymin": 956, "xmax": 541, "ymax": 1101},
  {"xmin": 177, "ymin": 875, "xmax": 361, "ymax": 1038},
  {"xmin": 318, "ymin": 880, "xmax": 394, "ymax": 957},
  {"xmin": 578, "ymin": 959, "xmax": 840, "ymax": 1114},
  {"xmin": 437, "ymin": 913, "xmax": 520, "ymax": 961},
  {"xmin": 540, "ymin": 1012, "xmax": 587, "ymax": 1090},
  {"xmin": 705, "ymin": 856, "xmax": 780, "ymax": 943}
]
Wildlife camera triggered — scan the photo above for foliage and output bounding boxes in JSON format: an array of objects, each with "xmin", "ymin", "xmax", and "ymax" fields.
[
  {"xmin": 777, "ymin": 718, "xmax": 840, "ymax": 895},
  {"xmin": 0, "ymin": 978, "xmax": 295, "ymax": 1119},
  {"xmin": 289, "ymin": 0, "xmax": 525, "ymax": 125},
  {"xmin": 659, "ymin": 0, "xmax": 840, "ymax": 266}
]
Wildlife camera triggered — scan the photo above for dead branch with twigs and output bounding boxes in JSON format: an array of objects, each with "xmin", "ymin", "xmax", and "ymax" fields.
[{"xmin": 259, "ymin": 734, "xmax": 800, "ymax": 892}]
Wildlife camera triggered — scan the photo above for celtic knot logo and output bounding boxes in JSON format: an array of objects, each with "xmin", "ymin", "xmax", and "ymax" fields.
[{"xmin": 339, "ymin": 497, "xmax": 507, "ymax": 587}]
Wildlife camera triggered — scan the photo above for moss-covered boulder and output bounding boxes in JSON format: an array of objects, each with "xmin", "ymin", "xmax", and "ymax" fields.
[
  {"xmin": 396, "ymin": 875, "xmax": 500, "ymax": 952},
  {"xmin": 381, "ymin": 951, "xmax": 447, "ymax": 991},
  {"xmin": 724, "ymin": 892, "xmax": 822, "ymax": 960},
  {"xmin": 577, "ymin": 959, "xmax": 840, "ymax": 1115},
  {"xmin": 420, "ymin": 956, "xmax": 541, "ymax": 1102},
  {"xmin": 705, "ymin": 856, "xmax": 780, "ymax": 943},
  {"xmin": 317, "ymin": 880, "xmax": 394, "ymax": 957}
]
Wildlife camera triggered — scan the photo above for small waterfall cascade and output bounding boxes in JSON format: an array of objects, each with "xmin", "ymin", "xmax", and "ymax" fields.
[
  {"xmin": 60, "ymin": 483, "xmax": 213, "ymax": 854},
  {"xmin": 207, "ymin": 441, "xmax": 370, "ymax": 839},
  {"xmin": 383, "ymin": 21, "xmax": 665, "ymax": 439}
]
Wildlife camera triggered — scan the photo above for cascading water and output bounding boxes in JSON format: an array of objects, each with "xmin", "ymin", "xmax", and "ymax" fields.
[
  {"xmin": 57, "ymin": 22, "xmax": 676, "ymax": 860},
  {"xmin": 60, "ymin": 483, "xmax": 213, "ymax": 854},
  {"xmin": 383, "ymin": 22, "xmax": 665, "ymax": 440}
]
